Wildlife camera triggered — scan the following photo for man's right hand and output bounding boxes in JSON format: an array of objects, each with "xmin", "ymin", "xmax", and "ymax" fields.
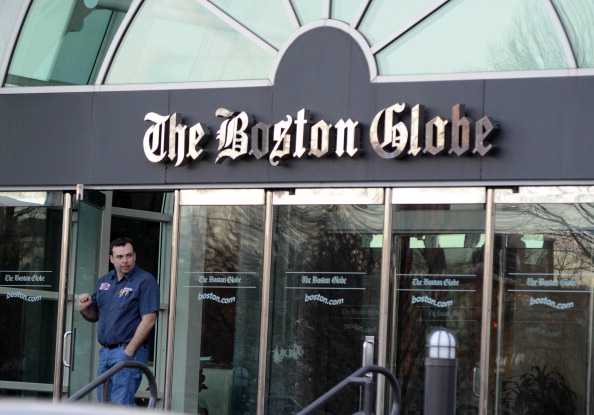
[
  {"xmin": 77, "ymin": 293, "xmax": 99, "ymax": 322},
  {"xmin": 77, "ymin": 293, "xmax": 92, "ymax": 311}
]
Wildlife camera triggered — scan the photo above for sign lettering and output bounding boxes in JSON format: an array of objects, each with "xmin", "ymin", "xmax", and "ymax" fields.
[{"xmin": 143, "ymin": 103, "xmax": 497, "ymax": 165}]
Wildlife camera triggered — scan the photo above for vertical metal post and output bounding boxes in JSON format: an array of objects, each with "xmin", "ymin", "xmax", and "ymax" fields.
[
  {"xmin": 478, "ymin": 188, "xmax": 495, "ymax": 415},
  {"xmin": 376, "ymin": 187, "xmax": 393, "ymax": 414},
  {"xmin": 101, "ymin": 379, "xmax": 109, "ymax": 402},
  {"xmin": 585, "ymin": 284, "xmax": 594, "ymax": 414},
  {"xmin": 360, "ymin": 336, "xmax": 375, "ymax": 413},
  {"xmin": 53, "ymin": 192, "xmax": 72, "ymax": 400},
  {"xmin": 256, "ymin": 191, "xmax": 274, "ymax": 415},
  {"xmin": 362, "ymin": 377, "xmax": 374, "ymax": 415},
  {"xmin": 163, "ymin": 190, "xmax": 181, "ymax": 409}
]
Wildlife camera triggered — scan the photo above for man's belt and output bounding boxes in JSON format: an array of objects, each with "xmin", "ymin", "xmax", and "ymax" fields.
[{"xmin": 103, "ymin": 342, "xmax": 128, "ymax": 349}]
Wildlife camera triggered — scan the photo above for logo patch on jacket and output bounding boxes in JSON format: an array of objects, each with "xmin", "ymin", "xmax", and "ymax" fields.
[
  {"xmin": 99, "ymin": 283, "xmax": 111, "ymax": 291},
  {"xmin": 119, "ymin": 287, "xmax": 133, "ymax": 297}
]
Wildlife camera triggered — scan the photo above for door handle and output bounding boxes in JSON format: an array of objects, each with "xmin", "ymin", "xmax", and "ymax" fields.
[
  {"xmin": 473, "ymin": 362, "xmax": 480, "ymax": 397},
  {"xmin": 362, "ymin": 336, "xmax": 375, "ymax": 377},
  {"xmin": 63, "ymin": 329, "xmax": 76, "ymax": 369}
]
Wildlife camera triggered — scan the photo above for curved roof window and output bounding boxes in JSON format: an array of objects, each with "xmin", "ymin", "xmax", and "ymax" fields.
[
  {"xmin": 4, "ymin": 0, "xmax": 594, "ymax": 86},
  {"xmin": 376, "ymin": 0, "xmax": 570, "ymax": 75},
  {"xmin": 104, "ymin": 0, "xmax": 594, "ymax": 83},
  {"xmin": 105, "ymin": 0, "xmax": 278, "ymax": 84},
  {"xmin": 4, "ymin": 0, "xmax": 131, "ymax": 87},
  {"xmin": 553, "ymin": 0, "xmax": 594, "ymax": 67},
  {"xmin": 358, "ymin": 0, "xmax": 441, "ymax": 46}
]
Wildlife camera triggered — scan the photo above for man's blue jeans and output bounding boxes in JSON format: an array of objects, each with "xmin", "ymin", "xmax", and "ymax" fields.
[{"xmin": 97, "ymin": 344, "xmax": 148, "ymax": 405}]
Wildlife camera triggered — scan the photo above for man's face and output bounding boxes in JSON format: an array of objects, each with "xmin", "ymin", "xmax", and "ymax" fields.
[{"xmin": 110, "ymin": 243, "xmax": 136, "ymax": 277}]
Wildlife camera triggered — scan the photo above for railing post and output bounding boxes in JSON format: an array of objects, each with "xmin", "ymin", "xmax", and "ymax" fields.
[
  {"xmin": 362, "ymin": 373, "xmax": 374, "ymax": 415},
  {"xmin": 296, "ymin": 365, "xmax": 400, "ymax": 415},
  {"xmin": 101, "ymin": 379, "xmax": 109, "ymax": 402},
  {"xmin": 68, "ymin": 361, "xmax": 158, "ymax": 408}
]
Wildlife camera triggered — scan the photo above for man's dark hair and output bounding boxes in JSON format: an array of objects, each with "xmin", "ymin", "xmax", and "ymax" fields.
[{"xmin": 110, "ymin": 237, "xmax": 134, "ymax": 255}]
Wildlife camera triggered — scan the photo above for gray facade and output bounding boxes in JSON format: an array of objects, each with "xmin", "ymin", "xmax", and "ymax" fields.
[{"xmin": 2, "ymin": 27, "xmax": 592, "ymax": 189}]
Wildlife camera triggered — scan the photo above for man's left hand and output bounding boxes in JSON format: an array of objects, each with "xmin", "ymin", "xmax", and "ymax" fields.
[{"xmin": 124, "ymin": 347, "xmax": 134, "ymax": 358}]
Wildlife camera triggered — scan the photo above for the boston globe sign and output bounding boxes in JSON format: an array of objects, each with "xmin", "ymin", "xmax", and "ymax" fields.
[{"xmin": 143, "ymin": 102, "xmax": 498, "ymax": 167}]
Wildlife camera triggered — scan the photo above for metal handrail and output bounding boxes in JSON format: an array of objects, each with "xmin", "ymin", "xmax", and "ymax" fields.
[
  {"xmin": 296, "ymin": 365, "xmax": 401, "ymax": 415},
  {"xmin": 67, "ymin": 361, "xmax": 158, "ymax": 408}
]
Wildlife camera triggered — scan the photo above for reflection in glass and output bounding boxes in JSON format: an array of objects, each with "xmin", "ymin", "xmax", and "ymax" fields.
[
  {"xmin": 358, "ymin": 0, "xmax": 438, "ymax": 46},
  {"xmin": 553, "ymin": 0, "xmax": 594, "ymax": 68},
  {"xmin": 0, "ymin": 205, "xmax": 62, "ymax": 395},
  {"xmin": 267, "ymin": 204, "xmax": 383, "ymax": 414},
  {"xmin": 330, "ymin": 0, "xmax": 362, "ymax": 25},
  {"xmin": 106, "ymin": 0, "xmax": 273, "ymax": 84},
  {"xmin": 210, "ymin": 0, "xmax": 293, "ymax": 49},
  {"xmin": 0, "ymin": 192, "xmax": 62, "ymax": 207},
  {"xmin": 292, "ymin": 0, "xmax": 324, "ymax": 25},
  {"xmin": 5, "ymin": 0, "xmax": 129, "ymax": 86},
  {"xmin": 172, "ymin": 205, "xmax": 264, "ymax": 415},
  {"xmin": 390, "ymin": 204, "xmax": 485, "ymax": 415},
  {"xmin": 0, "ymin": 1, "xmax": 25, "ymax": 74},
  {"xmin": 491, "ymin": 204, "xmax": 594, "ymax": 415},
  {"xmin": 377, "ymin": 0, "xmax": 566, "ymax": 75},
  {"xmin": 486, "ymin": 1, "xmax": 566, "ymax": 71}
]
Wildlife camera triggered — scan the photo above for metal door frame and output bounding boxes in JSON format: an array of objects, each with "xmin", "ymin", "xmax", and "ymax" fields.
[
  {"xmin": 167, "ymin": 187, "xmax": 491, "ymax": 414},
  {"xmin": 481, "ymin": 186, "xmax": 594, "ymax": 415},
  {"xmin": 391, "ymin": 187, "xmax": 489, "ymax": 415},
  {"xmin": 165, "ymin": 188, "xmax": 387, "ymax": 413},
  {"xmin": 163, "ymin": 185, "xmax": 594, "ymax": 415},
  {"xmin": 164, "ymin": 189, "xmax": 267, "ymax": 411},
  {"xmin": 268, "ymin": 188, "xmax": 386, "ymax": 415},
  {"xmin": 58, "ymin": 187, "xmax": 173, "ymax": 404}
]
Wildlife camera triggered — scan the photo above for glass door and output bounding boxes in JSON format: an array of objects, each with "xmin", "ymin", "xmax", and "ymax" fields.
[
  {"xmin": 0, "ymin": 191, "xmax": 64, "ymax": 397},
  {"xmin": 488, "ymin": 187, "xmax": 594, "ymax": 415},
  {"xmin": 110, "ymin": 190, "xmax": 174, "ymax": 407},
  {"xmin": 63, "ymin": 189, "xmax": 172, "ymax": 404},
  {"xmin": 388, "ymin": 188, "xmax": 487, "ymax": 415},
  {"xmin": 171, "ymin": 189, "xmax": 266, "ymax": 415},
  {"xmin": 266, "ymin": 188, "xmax": 385, "ymax": 414},
  {"xmin": 62, "ymin": 189, "xmax": 105, "ymax": 400}
]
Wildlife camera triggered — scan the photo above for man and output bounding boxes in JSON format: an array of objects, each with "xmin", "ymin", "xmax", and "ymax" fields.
[{"xmin": 77, "ymin": 237, "xmax": 160, "ymax": 405}]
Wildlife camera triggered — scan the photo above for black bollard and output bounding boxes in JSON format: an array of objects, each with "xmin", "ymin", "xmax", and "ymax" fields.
[{"xmin": 424, "ymin": 329, "xmax": 457, "ymax": 415}]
